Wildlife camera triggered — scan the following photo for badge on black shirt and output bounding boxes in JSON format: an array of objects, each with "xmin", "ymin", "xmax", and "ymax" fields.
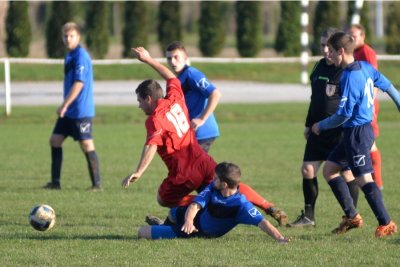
[{"xmin": 325, "ymin": 82, "xmax": 337, "ymax": 97}]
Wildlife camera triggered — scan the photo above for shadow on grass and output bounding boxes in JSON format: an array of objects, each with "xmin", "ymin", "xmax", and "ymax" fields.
[
  {"xmin": 25, "ymin": 234, "xmax": 132, "ymax": 241},
  {"xmin": 389, "ymin": 238, "xmax": 400, "ymax": 245}
]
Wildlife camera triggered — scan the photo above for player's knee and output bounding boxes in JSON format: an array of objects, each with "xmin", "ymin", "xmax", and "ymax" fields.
[
  {"xmin": 79, "ymin": 140, "xmax": 95, "ymax": 153},
  {"xmin": 157, "ymin": 193, "xmax": 170, "ymax": 207},
  {"xmin": 301, "ymin": 162, "xmax": 317, "ymax": 178},
  {"xmin": 138, "ymin": 226, "xmax": 152, "ymax": 239},
  {"xmin": 322, "ymin": 162, "xmax": 340, "ymax": 181},
  {"xmin": 50, "ymin": 134, "xmax": 63, "ymax": 147}
]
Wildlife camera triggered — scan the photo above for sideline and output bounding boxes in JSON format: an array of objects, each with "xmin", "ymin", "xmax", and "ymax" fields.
[{"xmin": 0, "ymin": 80, "xmax": 389, "ymax": 106}]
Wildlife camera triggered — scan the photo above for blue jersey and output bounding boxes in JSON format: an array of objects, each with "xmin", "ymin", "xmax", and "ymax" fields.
[
  {"xmin": 337, "ymin": 61, "xmax": 391, "ymax": 128},
  {"xmin": 178, "ymin": 65, "xmax": 219, "ymax": 140},
  {"xmin": 64, "ymin": 45, "xmax": 95, "ymax": 119},
  {"xmin": 191, "ymin": 182, "xmax": 264, "ymax": 237}
]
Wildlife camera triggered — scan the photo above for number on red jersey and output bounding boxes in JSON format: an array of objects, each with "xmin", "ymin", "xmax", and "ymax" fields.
[{"xmin": 166, "ymin": 103, "xmax": 190, "ymax": 137}]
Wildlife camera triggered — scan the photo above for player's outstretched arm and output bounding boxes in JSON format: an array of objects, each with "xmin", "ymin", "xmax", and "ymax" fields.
[
  {"xmin": 386, "ymin": 84, "xmax": 400, "ymax": 111},
  {"xmin": 258, "ymin": 219, "xmax": 290, "ymax": 244},
  {"xmin": 121, "ymin": 144, "xmax": 158, "ymax": 188},
  {"xmin": 131, "ymin": 47, "xmax": 175, "ymax": 81}
]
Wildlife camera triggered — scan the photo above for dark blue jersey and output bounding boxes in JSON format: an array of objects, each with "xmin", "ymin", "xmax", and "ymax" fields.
[
  {"xmin": 191, "ymin": 182, "xmax": 264, "ymax": 237},
  {"xmin": 337, "ymin": 61, "xmax": 391, "ymax": 128},
  {"xmin": 178, "ymin": 65, "xmax": 219, "ymax": 140},
  {"xmin": 64, "ymin": 45, "xmax": 95, "ymax": 119},
  {"xmin": 150, "ymin": 182, "xmax": 264, "ymax": 239}
]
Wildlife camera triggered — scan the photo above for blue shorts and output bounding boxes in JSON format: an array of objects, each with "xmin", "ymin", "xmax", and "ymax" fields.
[
  {"xmin": 328, "ymin": 124, "xmax": 374, "ymax": 177},
  {"xmin": 151, "ymin": 206, "xmax": 204, "ymax": 239},
  {"xmin": 52, "ymin": 117, "xmax": 93, "ymax": 141}
]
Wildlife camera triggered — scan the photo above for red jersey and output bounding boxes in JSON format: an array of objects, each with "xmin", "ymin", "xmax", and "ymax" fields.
[
  {"xmin": 145, "ymin": 78, "xmax": 208, "ymax": 180},
  {"xmin": 354, "ymin": 44, "xmax": 378, "ymax": 69}
]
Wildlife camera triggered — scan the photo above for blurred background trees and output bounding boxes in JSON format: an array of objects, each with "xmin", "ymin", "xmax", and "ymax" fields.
[
  {"xmin": 198, "ymin": 1, "xmax": 226, "ymax": 57},
  {"xmin": 235, "ymin": 1, "xmax": 262, "ymax": 57},
  {"xmin": 45, "ymin": 1, "xmax": 72, "ymax": 58},
  {"xmin": 1, "ymin": 1, "xmax": 398, "ymax": 59},
  {"xmin": 85, "ymin": 1, "xmax": 109, "ymax": 59},
  {"xmin": 122, "ymin": 1, "xmax": 148, "ymax": 58},
  {"xmin": 385, "ymin": 1, "xmax": 400, "ymax": 54},
  {"xmin": 5, "ymin": 1, "xmax": 31, "ymax": 57},
  {"xmin": 274, "ymin": 1, "xmax": 301, "ymax": 57},
  {"xmin": 157, "ymin": 1, "xmax": 181, "ymax": 53}
]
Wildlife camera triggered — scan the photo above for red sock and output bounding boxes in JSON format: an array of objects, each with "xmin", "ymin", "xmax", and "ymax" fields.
[
  {"xmin": 370, "ymin": 149, "xmax": 383, "ymax": 188},
  {"xmin": 167, "ymin": 195, "xmax": 196, "ymax": 208},
  {"xmin": 239, "ymin": 183, "xmax": 274, "ymax": 211}
]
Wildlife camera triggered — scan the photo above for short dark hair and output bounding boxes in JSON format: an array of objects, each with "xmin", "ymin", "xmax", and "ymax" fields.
[
  {"xmin": 135, "ymin": 79, "xmax": 164, "ymax": 100},
  {"xmin": 328, "ymin": 31, "xmax": 355, "ymax": 54},
  {"xmin": 165, "ymin": 41, "xmax": 187, "ymax": 53},
  {"xmin": 215, "ymin": 162, "xmax": 241, "ymax": 189}
]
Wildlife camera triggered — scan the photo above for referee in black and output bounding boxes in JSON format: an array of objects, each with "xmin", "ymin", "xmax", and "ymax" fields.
[{"xmin": 289, "ymin": 28, "xmax": 359, "ymax": 227}]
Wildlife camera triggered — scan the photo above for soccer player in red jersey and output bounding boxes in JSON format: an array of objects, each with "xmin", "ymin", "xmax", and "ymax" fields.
[
  {"xmin": 121, "ymin": 47, "xmax": 288, "ymax": 226},
  {"xmin": 350, "ymin": 24, "xmax": 383, "ymax": 190}
]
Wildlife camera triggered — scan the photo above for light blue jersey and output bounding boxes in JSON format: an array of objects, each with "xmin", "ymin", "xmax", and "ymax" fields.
[
  {"xmin": 178, "ymin": 66, "xmax": 219, "ymax": 140},
  {"xmin": 64, "ymin": 45, "xmax": 95, "ymax": 119},
  {"xmin": 337, "ymin": 61, "xmax": 391, "ymax": 128}
]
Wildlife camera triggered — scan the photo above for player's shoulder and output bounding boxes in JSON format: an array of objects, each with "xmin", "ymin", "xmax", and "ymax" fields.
[
  {"xmin": 235, "ymin": 190, "xmax": 252, "ymax": 205},
  {"xmin": 72, "ymin": 45, "xmax": 92, "ymax": 62},
  {"xmin": 185, "ymin": 65, "xmax": 207, "ymax": 79},
  {"xmin": 364, "ymin": 44, "xmax": 377, "ymax": 55}
]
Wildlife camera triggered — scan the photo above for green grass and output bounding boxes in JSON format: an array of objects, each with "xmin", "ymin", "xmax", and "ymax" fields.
[
  {"xmin": 1, "ymin": 103, "xmax": 400, "ymax": 266},
  {"xmin": 1, "ymin": 61, "xmax": 399, "ymax": 85}
]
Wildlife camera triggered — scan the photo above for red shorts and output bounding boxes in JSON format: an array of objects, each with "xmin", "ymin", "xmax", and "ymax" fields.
[
  {"xmin": 158, "ymin": 156, "xmax": 216, "ymax": 207},
  {"xmin": 372, "ymin": 97, "xmax": 379, "ymax": 137}
]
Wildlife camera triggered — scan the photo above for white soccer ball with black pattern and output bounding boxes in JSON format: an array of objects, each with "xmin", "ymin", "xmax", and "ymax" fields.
[{"xmin": 29, "ymin": 204, "xmax": 56, "ymax": 231}]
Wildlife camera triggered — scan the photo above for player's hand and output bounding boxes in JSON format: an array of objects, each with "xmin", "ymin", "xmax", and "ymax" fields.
[
  {"xmin": 191, "ymin": 118, "xmax": 205, "ymax": 132},
  {"xmin": 131, "ymin": 47, "xmax": 151, "ymax": 63},
  {"xmin": 57, "ymin": 104, "xmax": 67, "ymax": 118},
  {"xmin": 311, "ymin": 123, "xmax": 320, "ymax": 135},
  {"xmin": 121, "ymin": 173, "xmax": 140, "ymax": 188},
  {"xmin": 181, "ymin": 220, "xmax": 198, "ymax": 235}
]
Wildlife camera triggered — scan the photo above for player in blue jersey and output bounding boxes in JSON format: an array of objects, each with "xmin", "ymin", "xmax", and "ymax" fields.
[
  {"xmin": 43, "ymin": 22, "xmax": 102, "ymax": 191},
  {"xmin": 138, "ymin": 162, "xmax": 289, "ymax": 243},
  {"xmin": 312, "ymin": 32, "xmax": 400, "ymax": 237},
  {"xmin": 165, "ymin": 41, "xmax": 221, "ymax": 153}
]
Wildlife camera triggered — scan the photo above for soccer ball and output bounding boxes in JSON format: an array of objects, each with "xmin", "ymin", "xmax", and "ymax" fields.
[{"xmin": 29, "ymin": 204, "xmax": 56, "ymax": 231}]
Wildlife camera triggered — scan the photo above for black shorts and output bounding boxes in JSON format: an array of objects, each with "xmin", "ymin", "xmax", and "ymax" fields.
[
  {"xmin": 303, "ymin": 130, "xmax": 342, "ymax": 162},
  {"xmin": 328, "ymin": 124, "xmax": 374, "ymax": 177},
  {"xmin": 52, "ymin": 117, "xmax": 93, "ymax": 141}
]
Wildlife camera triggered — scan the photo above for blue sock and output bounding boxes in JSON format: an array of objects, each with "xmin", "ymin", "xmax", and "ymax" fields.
[
  {"xmin": 328, "ymin": 176, "xmax": 357, "ymax": 218},
  {"xmin": 362, "ymin": 182, "xmax": 390, "ymax": 225}
]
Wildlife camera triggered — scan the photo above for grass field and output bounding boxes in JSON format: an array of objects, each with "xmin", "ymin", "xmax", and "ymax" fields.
[{"xmin": 1, "ymin": 103, "xmax": 399, "ymax": 266}]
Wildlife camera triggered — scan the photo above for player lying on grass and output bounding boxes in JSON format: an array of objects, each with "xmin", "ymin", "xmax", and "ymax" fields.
[
  {"xmin": 138, "ymin": 162, "xmax": 289, "ymax": 243},
  {"xmin": 121, "ymin": 46, "xmax": 288, "ymax": 227}
]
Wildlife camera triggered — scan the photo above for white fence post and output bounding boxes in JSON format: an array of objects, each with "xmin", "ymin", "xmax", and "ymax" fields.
[
  {"xmin": 300, "ymin": 0, "xmax": 309, "ymax": 85},
  {"xmin": 4, "ymin": 58, "xmax": 11, "ymax": 116}
]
